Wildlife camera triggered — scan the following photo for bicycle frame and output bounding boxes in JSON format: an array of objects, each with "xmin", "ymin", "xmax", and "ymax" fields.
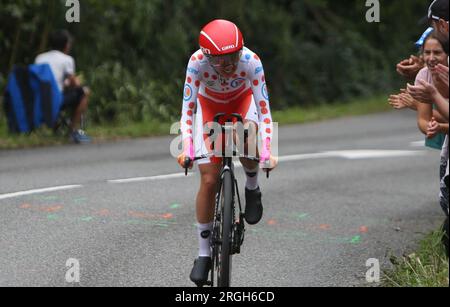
[{"xmin": 210, "ymin": 113, "xmax": 253, "ymax": 287}]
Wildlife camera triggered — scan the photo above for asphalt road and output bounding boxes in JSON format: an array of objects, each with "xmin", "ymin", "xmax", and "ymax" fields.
[{"xmin": 0, "ymin": 110, "xmax": 445, "ymax": 287}]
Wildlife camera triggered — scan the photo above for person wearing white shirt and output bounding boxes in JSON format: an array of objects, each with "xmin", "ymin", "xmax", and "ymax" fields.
[{"xmin": 35, "ymin": 30, "xmax": 91, "ymax": 143}]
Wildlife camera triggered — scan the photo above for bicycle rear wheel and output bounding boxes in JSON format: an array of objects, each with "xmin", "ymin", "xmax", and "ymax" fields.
[{"xmin": 214, "ymin": 170, "xmax": 234, "ymax": 287}]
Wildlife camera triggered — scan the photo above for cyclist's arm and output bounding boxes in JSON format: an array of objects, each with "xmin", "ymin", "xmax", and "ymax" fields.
[
  {"xmin": 248, "ymin": 54, "xmax": 273, "ymax": 162},
  {"xmin": 180, "ymin": 55, "xmax": 202, "ymax": 158}
]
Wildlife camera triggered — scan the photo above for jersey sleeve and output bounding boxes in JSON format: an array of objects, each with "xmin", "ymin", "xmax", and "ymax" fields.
[
  {"xmin": 180, "ymin": 55, "xmax": 202, "ymax": 155},
  {"xmin": 65, "ymin": 56, "xmax": 75, "ymax": 76},
  {"xmin": 248, "ymin": 54, "xmax": 273, "ymax": 160}
]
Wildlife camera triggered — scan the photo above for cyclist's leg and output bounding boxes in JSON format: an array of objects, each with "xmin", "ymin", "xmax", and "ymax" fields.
[
  {"xmin": 194, "ymin": 95, "xmax": 226, "ymax": 226},
  {"xmin": 191, "ymin": 161, "xmax": 226, "ymax": 285},
  {"xmin": 235, "ymin": 95, "xmax": 263, "ymax": 225},
  {"xmin": 190, "ymin": 97, "xmax": 222, "ymax": 284},
  {"xmin": 236, "ymin": 94, "xmax": 260, "ymax": 182},
  {"xmin": 197, "ymin": 162, "xmax": 221, "ymax": 225},
  {"xmin": 240, "ymin": 120, "xmax": 259, "ymax": 175},
  {"xmin": 190, "ymin": 161, "xmax": 221, "ymax": 285}
]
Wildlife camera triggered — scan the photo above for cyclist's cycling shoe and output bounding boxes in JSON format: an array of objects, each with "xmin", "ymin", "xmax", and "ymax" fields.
[
  {"xmin": 190, "ymin": 257, "xmax": 212, "ymax": 286},
  {"xmin": 244, "ymin": 187, "xmax": 263, "ymax": 225}
]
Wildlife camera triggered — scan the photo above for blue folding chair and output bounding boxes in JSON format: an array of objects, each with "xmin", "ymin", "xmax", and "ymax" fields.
[{"xmin": 3, "ymin": 64, "xmax": 63, "ymax": 134}]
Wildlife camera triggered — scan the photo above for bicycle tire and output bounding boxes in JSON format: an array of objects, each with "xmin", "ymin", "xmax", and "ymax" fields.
[{"xmin": 217, "ymin": 170, "xmax": 234, "ymax": 287}]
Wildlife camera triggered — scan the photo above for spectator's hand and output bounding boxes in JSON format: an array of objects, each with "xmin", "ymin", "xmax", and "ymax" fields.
[
  {"xmin": 64, "ymin": 79, "xmax": 71, "ymax": 88},
  {"xmin": 426, "ymin": 117, "xmax": 441, "ymax": 139},
  {"xmin": 399, "ymin": 92, "xmax": 417, "ymax": 110},
  {"xmin": 389, "ymin": 90, "xmax": 417, "ymax": 110},
  {"xmin": 389, "ymin": 93, "xmax": 408, "ymax": 109},
  {"xmin": 432, "ymin": 64, "xmax": 449, "ymax": 98},
  {"xmin": 396, "ymin": 55, "xmax": 424, "ymax": 80},
  {"xmin": 65, "ymin": 75, "xmax": 82, "ymax": 88},
  {"xmin": 74, "ymin": 76, "xmax": 82, "ymax": 87},
  {"xmin": 407, "ymin": 80, "xmax": 438, "ymax": 104}
]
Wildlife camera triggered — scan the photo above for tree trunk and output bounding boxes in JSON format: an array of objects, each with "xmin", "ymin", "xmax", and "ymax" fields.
[
  {"xmin": 38, "ymin": 0, "xmax": 56, "ymax": 54},
  {"xmin": 8, "ymin": 22, "xmax": 22, "ymax": 72}
]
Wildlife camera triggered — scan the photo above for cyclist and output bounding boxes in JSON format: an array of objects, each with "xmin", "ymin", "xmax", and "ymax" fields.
[{"xmin": 176, "ymin": 19, "xmax": 278, "ymax": 284}]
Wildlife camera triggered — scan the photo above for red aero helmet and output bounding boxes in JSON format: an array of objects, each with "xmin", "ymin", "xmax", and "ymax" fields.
[{"xmin": 199, "ymin": 19, "xmax": 244, "ymax": 56}]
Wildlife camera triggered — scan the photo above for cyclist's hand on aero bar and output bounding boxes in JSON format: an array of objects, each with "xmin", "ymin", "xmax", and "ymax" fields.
[
  {"xmin": 264, "ymin": 155, "xmax": 278, "ymax": 173},
  {"xmin": 178, "ymin": 138, "xmax": 194, "ymax": 169},
  {"xmin": 177, "ymin": 153, "xmax": 193, "ymax": 169},
  {"xmin": 260, "ymin": 154, "xmax": 278, "ymax": 174}
]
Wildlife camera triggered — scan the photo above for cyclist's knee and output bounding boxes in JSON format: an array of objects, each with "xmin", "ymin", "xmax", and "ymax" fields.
[
  {"xmin": 201, "ymin": 173, "xmax": 218, "ymax": 191},
  {"xmin": 199, "ymin": 164, "xmax": 220, "ymax": 191},
  {"xmin": 240, "ymin": 157, "xmax": 258, "ymax": 171},
  {"xmin": 243, "ymin": 121, "xmax": 258, "ymax": 144},
  {"xmin": 242, "ymin": 120, "xmax": 258, "ymax": 157}
]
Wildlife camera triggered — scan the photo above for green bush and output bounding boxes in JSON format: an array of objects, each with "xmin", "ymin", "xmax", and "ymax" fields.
[
  {"xmin": 0, "ymin": 0, "xmax": 429, "ymax": 125},
  {"xmin": 86, "ymin": 62, "xmax": 180, "ymax": 125}
]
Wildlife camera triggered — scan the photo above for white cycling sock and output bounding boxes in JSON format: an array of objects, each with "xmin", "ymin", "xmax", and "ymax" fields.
[
  {"xmin": 244, "ymin": 166, "xmax": 259, "ymax": 190},
  {"xmin": 197, "ymin": 222, "xmax": 213, "ymax": 257}
]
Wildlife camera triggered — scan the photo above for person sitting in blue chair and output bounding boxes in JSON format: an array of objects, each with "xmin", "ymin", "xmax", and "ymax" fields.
[{"xmin": 35, "ymin": 29, "xmax": 91, "ymax": 144}]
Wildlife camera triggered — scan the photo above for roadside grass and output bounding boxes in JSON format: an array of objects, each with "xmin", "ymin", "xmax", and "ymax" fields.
[
  {"xmin": 0, "ymin": 117, "xmax": 172, "ymax": 149},
  {"xmin": 0, "ymin": 95, "xmax": 392, "ymax": 149},
  {"xmin": 272, "ymin": 95, "xmax": 392, "ymax": 126},
  {"xmin": 383, "ymin": 228, "xmax": 449, "ymax": 287}
]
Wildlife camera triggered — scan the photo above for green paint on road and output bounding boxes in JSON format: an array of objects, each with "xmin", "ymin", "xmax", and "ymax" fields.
[
  {"xmin": 350, "ymin": 236, "xmax": 361, "ymax": 244},
  {"xmin": 81, "ymin": 217, "xmax": 94, "ymax": 222},
  {"xmin": 170, "ymin": 204, "xmax": 181, "ymax": 209},
  {"xmin": 47, "ymin": 214, "xmax": 58, "ymax": 220},
  {"xmin": 156, "ymin": 223, "xmax": 169, "ymax": 227},
  {"xmin": 297, "ymin": 213, "xmax": 309, "ymax": 220},
  {"xmin": 126, "ymin": 220, "xmax": 140, "ymax": 225}
]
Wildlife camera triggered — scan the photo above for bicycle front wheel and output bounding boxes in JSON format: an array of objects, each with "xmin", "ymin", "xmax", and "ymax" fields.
[{"xmin": 216, "ymin": 170, "xmax": 234, "ymax": 287}]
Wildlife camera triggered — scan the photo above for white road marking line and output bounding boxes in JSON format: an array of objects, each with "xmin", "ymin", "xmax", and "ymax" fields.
[
  {"xmin": 0, "ymin": 151, "xmax": 426, "ymax": 196},
  {"xmin": 108, "ymin": 150, "xmax": 425, "ymax": 184},
  {"xmin": 322, "ymin": 150, "xmax": 425, "ymax": 160},
  {"xmin": 108, "ymin": 172, "xmax": 194, "ymax": 184},
  {"xmin": 278, "ymin": 152, "xmax": 335, "ymax": 162},
  {"xmin": 279, "ymin": 150, "xmax": 424, "ymax": 162},
  {"xmin": 410, "ymin": 140, "xmax": 425, "ymax": 147},
  {"xmin": 0, "ymin": 185, "xmax": 83, "ymax": 200}
]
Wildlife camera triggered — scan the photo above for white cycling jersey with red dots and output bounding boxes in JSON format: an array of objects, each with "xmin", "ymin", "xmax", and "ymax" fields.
[{"xmin": 180, "ymin": 47, "xmax": 273, "ymax": 160}]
